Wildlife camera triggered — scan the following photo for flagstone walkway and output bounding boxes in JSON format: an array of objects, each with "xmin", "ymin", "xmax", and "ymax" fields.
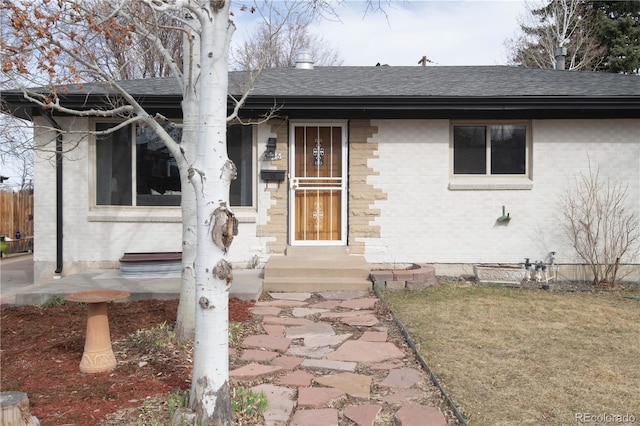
[{"xmin": 229, "ymin": 291, "xmax": 454, "ymax": 426}]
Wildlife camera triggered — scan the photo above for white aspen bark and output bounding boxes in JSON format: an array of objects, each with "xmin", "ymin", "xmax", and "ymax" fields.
[
  {"xmin": 175, "ymin": 130, "xmax": 197, "ymax": 339},
  {"xmin": 188, "ymin": 1, "xmax": 236, "ymax": 423},
  {"xmin": 175, "ymin": 18, "xmax": 201, "ymax": 340}
]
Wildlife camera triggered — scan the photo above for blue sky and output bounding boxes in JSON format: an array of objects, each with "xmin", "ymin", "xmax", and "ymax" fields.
[{"xmin": 231, "ymin": 0, "xmax": 527, "ymax": 66}]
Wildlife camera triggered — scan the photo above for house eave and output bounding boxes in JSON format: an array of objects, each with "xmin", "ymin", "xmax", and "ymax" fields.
[
  {"xmin": 2, "ymin": 91, "xmax": 639, "ymax": 121},
  {"xmin": 243, "ymin": 95, "xmax": 640, "ymax": 108},
  {"xmin": 239, "ymin": 96, "xmax": 640, "ymax": 119}
]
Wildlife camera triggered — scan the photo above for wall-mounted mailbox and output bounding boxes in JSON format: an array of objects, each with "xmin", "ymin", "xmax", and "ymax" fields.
[{"xmin": 260, "ymin": 170, "xmax": 286, "ymax": 182}]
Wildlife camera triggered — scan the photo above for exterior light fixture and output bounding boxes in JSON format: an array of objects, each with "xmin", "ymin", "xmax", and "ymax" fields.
[{"xmin": 264, "ymin": 137, "xmax": 280, "ymax": 160}]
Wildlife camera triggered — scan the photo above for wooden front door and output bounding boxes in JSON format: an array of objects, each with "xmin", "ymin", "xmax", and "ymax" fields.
[{"xmin": 289, "ymin": 123, "xmax": 347, "ymax": 245}]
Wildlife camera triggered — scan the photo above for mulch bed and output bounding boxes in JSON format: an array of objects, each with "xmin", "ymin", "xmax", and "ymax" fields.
[{"xmin": 0, "ymin": 298, "xmax": 254, "ymax": 426}]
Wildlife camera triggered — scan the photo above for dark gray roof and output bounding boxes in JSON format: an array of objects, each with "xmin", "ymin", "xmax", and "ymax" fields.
[
  {"xmin": 3, "ymin": 65, "xmax": 639, "ymax": 120},
  {"xmin": 238, "ymin": 66, "xmax": 640, "ymax": 97},
  {"xmin": 112, "ymin": 66, "xmax": 639, "ymax": 97}
]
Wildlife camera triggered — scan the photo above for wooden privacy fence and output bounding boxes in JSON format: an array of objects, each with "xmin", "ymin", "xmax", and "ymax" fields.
[{"xmin": 0, "ymin": 189, "xmax": 34, "ymax": 255}]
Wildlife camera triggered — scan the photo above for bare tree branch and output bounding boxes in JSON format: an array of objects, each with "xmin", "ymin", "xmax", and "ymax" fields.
[
  {"xmin": 505, "ymin": 0, "xmax": 605, "ymax": 70},
  {"xmin": 561, "ymin": 161, "xmax": 640, "ymax": 286}
]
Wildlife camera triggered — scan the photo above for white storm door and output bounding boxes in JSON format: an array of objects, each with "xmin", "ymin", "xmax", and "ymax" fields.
[{"xmin": 289, "ymin": 122, "xmax": 347, "ymax": 245}]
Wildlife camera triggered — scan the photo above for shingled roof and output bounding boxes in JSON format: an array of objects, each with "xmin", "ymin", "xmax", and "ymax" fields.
[
  {"xmin": 83, "ymin": 65, "xmax": 640, "ymax": 97},
  {"xmin": 3, "ymin": 65, "xmax": 639, "ymax": 120}
]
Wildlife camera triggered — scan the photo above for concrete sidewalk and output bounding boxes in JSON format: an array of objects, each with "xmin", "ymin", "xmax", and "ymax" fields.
[{"xmin": 0, "ymin": 254, "xmax": 263, "ymax": 305}]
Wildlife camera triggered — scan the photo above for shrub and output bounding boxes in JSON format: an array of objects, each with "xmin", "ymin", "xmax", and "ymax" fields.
[{"xmin": 561, "ymin": 164, "xmax": 639, "ymax": 287}]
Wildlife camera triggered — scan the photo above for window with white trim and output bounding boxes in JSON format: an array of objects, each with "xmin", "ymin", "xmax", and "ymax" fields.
[
  {"xmin": 453, "ymin": 123, "xmax": 528, "ymax": 176},
  {"xmin": 94, "ymin": 122, "xmax": 253, "ymax": 207}
]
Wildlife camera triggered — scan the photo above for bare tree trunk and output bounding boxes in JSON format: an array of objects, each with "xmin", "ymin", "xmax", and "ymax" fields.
[
  {"xmin": 175, "ymin": 18, "xmax": 201, "ymax": 340},
  {"xmin": 175, "ymin": 157, "xmax": 197, "ymax": 339},
  {"xmin": 187, "ymin": 2, "xmax": 236, "ymax": 423}
]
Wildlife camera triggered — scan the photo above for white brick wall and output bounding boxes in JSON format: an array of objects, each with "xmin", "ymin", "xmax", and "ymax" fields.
[
  {"xmin": 33, "ymin": 118, "xmax": 274, "ymax": 279},
  {"xmin": 363, "ymin": 119, "xmax": 640, "ymax": 267},
  {"xmin": 32, "ymin": 117, "xmax": 639, "ymax": 279},
  {"xmin": 32, "ymin": 119, "xmax": 59, "ymax": 264}
]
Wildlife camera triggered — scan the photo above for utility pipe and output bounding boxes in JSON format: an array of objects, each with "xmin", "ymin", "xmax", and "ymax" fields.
[
  {"xmin": 40, "ymin": 111, "xmax": 63, "ymax": 274},
  {"xmin": 497, "ymin": 205, "xmax": 510, "ymax": 222}
]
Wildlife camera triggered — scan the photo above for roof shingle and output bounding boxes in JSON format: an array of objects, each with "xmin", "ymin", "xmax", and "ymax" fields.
[{"xmin": 99, "ymin": 66, "xmax": 640, "ymax": 98}]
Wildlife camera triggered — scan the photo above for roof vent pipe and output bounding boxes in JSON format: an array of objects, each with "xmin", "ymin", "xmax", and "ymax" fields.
[
  {"xmin": 554, "ymin": 46, "xmax": 567, "ymax": 70},
  {"xmin": 295, "ymin": 49, "xmax": 314, "ymax": 70}
]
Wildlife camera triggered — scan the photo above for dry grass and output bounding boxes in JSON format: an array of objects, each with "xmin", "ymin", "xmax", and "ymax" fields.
[{"xmin": 381, "ymin": 283, "xmax": 640, "ymax": 426}]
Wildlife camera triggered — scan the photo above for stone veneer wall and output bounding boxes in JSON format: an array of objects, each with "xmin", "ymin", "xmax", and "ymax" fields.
[
  {"xmin": 256, "ymin": 119, "xmax": 289, "ymax": 254},
  {"xmin": 257, "ymin": 119, "xmax": 387, "ymax": 255},
  {"xmin": 348, "ymin": 120, "xmax": 387, "ymax": 254}
]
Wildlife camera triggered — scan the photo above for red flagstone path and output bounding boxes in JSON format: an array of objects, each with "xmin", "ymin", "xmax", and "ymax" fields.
[{"xmin": 229, "ymin": 291, "xmax": 454, "ymax": 425}]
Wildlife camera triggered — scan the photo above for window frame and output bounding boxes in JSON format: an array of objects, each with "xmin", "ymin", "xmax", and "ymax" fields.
[
  {"xmin": 449, "ymin": 120, "xmax": 533, "ymax": 190},
  {"xmin": 88, "ymin": 119, "xmax": 257, "ymax": 221}
]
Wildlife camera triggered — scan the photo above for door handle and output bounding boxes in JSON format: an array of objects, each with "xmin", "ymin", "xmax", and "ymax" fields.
[{"xmin": 290, "ymin": 178, "xmax": 299, "ymax": 189}]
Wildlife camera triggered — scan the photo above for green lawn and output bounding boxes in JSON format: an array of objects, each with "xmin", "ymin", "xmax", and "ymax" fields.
[{"xmin": 381, "ymin": 283, "xmax": 640, "ymax": 426}]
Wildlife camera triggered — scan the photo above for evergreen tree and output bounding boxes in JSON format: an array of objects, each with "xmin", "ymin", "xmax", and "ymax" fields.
[{"xmin": 591, "ymin": 1, "xmax": 640, "ymax": 74}]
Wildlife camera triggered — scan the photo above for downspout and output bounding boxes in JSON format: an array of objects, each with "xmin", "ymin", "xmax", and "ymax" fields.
[{"xmin": 40, "ymin": 111, "xmax": 64, "ymax": 274}]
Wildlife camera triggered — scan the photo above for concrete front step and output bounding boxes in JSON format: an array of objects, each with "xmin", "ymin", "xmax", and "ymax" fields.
[
  {"xmin": 265, "ymin": 257, "xmax": 369, "ymax": 279},
  {"xmin": 263, "ymin": 247, "xmax": 372, "ymax": 292},
  {"xmin": 285, "ymin": 246, "xmax": 350, "ymax": 257},
  {"xmin": 263, "ymin": 277, "xmax": 372, "ymax": 292}
]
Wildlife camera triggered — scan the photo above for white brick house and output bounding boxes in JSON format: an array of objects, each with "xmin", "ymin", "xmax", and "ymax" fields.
[{"xmin": 3, "ymin": 65, "xmax": 639, "ymax": 282}]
